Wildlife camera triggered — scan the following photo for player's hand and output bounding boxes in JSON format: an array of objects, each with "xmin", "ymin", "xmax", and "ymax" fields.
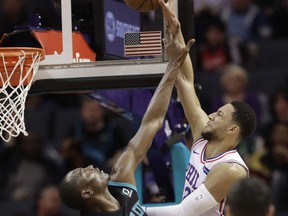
[
  {"xmin": 164, "ymin": 23, "xmax": 195, "ymax": 67},
  {"xmin": 158, "ymin": 0, "xmax": 178, "ymax": 37}
]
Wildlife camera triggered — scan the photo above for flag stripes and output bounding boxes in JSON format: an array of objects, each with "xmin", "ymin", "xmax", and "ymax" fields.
[{"xmin": 124, "ymin": 31, "xmax": 162, "ymax": 57}]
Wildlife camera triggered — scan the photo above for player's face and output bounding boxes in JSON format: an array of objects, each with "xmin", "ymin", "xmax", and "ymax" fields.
[
  {"xmin": 70, "ymin": 165, "xmax": 110, "ymax": 192},
  {"xmin": 202, "ymin": 104, "xmax": 236, "ymax": 140}
]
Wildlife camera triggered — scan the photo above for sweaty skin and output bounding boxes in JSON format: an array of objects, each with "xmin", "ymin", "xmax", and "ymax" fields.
[{"xmin": 59, "ymin": 22, "xmax": 195, "ymax": 214}]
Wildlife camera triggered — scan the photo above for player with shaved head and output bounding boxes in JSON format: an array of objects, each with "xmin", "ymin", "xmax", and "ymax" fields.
[{"xmin": 59, "ymin": 22, "xmax": 195, "ymax": 216}]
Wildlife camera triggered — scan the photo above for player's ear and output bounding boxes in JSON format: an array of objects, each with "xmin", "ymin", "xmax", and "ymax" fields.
[
  {"xmin": 227, "ymin": 124, "xmax": 239, "ymax": 135},
  {"xmin": 81, "ymin": 189, "xmax": 94, "ymax": 199}
]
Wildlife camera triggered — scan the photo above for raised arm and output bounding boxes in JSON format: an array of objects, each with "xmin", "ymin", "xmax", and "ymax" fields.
[
  {"xmin": 159, "ymin": 0, "xmax": 209, "ymax": 140},
  {"xmin": 110, "ymin": 24, "xmax": 194, "ymax": 185},
  {"xmin": 145, "ymin": 163, "xmax": 247, "ymax": 216}
]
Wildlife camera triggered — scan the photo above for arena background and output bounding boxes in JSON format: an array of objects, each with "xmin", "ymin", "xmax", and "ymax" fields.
[{"xmin": 0, "ymin": 0, "xmax": 287, "ymax": 215}]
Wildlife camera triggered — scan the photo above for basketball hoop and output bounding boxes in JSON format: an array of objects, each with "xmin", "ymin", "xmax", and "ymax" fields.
[{"xmin": 0, "ymin": 47, "xmax": 45, "ymax": 142}]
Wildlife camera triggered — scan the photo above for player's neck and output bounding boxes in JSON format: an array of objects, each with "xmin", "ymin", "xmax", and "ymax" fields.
[
  {"xmin": 206, "ymin": 138, "xmax": 237, "ymax": 158},
  {"xmin": 84, "ymin": 190, "xmax": 120, "ymax": 213}
]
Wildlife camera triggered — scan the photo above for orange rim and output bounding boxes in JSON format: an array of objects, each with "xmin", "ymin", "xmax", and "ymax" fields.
[
  {"xmin": 0, "ymin": 47, "xmax": 45, "ymax": 61},
  {"xmin": 0, "ymin": 47, "xmax": 45, "ymax": 87}
]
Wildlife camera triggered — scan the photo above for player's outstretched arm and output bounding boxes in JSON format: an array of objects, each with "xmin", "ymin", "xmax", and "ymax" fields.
[
  {"xmin": 110, "ymin": 24, "xmax": 194, "ymax": 185},
  {"xmin": 145, "ymin": 163, "xmax": 247, "ymax": 216},
  {"xmin": 158, "ymin": 0, "xmax": 209, "ymax": 140}
]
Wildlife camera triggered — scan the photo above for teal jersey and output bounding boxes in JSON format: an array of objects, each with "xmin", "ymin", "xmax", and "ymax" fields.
[{"xmin": 81, "ymin": 181, "xmax": 147, "ymax": 216}]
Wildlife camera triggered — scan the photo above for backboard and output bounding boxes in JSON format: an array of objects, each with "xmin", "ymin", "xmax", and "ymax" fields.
[{"xmin": 0, "ymin": 0, "xmax": 197, "ymax": 94}]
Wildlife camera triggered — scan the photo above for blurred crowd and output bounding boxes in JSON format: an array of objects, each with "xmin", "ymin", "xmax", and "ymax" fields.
[
  {"xmin": 0, "ymin": 0, "xmax": 288, "ymax": 216},
  {"xmin": 194, "ymin": 0, "xmax": 288, "ymax": 71}
]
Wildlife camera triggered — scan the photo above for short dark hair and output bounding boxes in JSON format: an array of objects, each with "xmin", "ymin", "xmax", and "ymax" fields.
[
  {"xmin": 230, "ymin": 101, "xmax": 256, "ymax": 138},
  {"xmin": 227, "ymin": 177, "xmax": 272, "ymax": 216}
]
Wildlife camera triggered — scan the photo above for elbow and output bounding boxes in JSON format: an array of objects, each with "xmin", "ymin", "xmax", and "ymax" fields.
[
  {"xmin": 155, "ymin": 118, "xmax": 164, "ymax": 131},
  {"xmin": 143, "ymin": 117, "xmax": 164, "ymax": 132}
]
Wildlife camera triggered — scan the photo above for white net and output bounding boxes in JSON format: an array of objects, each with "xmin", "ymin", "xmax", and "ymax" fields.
[{"xmin": 0, "ymin": 49, "xmax": 42, "ymax": 142}]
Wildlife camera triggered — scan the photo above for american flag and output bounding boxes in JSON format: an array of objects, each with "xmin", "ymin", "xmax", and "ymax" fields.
[{"xmin": 124, "ymin": 31, "xmax": 162, "ymax": 57}]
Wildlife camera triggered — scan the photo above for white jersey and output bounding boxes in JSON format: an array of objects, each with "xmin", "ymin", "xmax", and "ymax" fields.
[{"xmin": 182, "ymin": 138, "xmax": 249, "ymax": 216}]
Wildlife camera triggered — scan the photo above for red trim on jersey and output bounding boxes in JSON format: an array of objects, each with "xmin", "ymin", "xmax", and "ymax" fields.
[
  {"xmin": 219, "ymin": 199, "xmax": 225, "ymax": 215},
  {"xmin": 200, "ymin": 144, "xmax": 207, "ymax": 164},
  {"xmin": 191, "ymin": 137, "xmax": 206, "ymax": 150},
  {"xmin": 200, "ymin": 143, "xmax": 237, "ymax": 164},
  {"xmin": 206, "ymin": 150, "xmax": 237, "ymax": 162}
]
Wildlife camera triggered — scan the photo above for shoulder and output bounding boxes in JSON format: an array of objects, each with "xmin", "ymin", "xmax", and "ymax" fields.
[
  {"xmin": 108, "ymin": 181, "xmax": 147, "ymax": 216},
  {"xmin": 110, "ymin": 149, "xmax": 136, "ymax": 185},
  {"xmin": 215, "ymin": 162, "xmax": 247, "ymax": 174},
  {"xmin": 208, "ymin": 163, "xmax": 247, "ymax": 182},
  {"xmin": 205, "ymin": 150, "xmax": 249, "ymax": 173},
  {"xmin": 108, "ymin": 181, "xmax": 138, "ymax": 202},
  {"xmin": 204, "ymin": 163, "xmax": 248, "ymax": 202}
]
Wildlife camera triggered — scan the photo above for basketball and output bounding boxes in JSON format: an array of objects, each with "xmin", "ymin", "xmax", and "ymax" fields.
[{"xmin": 124, "ymin": 0, "xmax": 159, "ymax": 12}]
